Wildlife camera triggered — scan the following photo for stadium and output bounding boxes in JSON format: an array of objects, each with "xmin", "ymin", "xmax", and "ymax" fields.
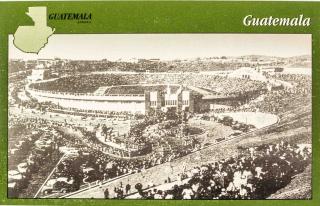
[
  {"xmin": 25, "ymin": 70, "xmax": 269, "ymax": 116},
  {"xmin": 9, "ymin": 63, "xmax": 312, "ymax": 200}
]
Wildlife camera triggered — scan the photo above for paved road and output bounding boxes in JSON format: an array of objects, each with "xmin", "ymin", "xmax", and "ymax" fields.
[
  {"xmin": 34, "ymin": 153, "xmax": 67, "ymax": 198},
  {"xmin": 65, "ymin": 121, "xmax": 276, "ymax": 199}
]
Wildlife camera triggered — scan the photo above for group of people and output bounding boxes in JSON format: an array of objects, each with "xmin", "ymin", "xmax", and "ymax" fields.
[
  {"xmin": 29, "ymin": 74, "xmax": 144, "ymax": 94},
  {"xmin": 8, "ymin": 118, "xmax": 62, "ymax": 197},
  {"xmin": 119, "ymin": 141, "xmax": 311, "ymax": 200},
  {"xmin": 241, "ymin": 74, "xmax": 311, "ymax": 115},
  {"xmin": 29, "ymin": 72, "xmax": 268, "ymax": 99},
  {"xmin": 57, "ymin": 145, "xmax": 185, "ymax": 190},
  {"xmin": 50, "ymin": 106, "xmax": 142, "ymax": 119},
  {"xmin": 8, "ymin": 64, "xmax": 312, "ymax": 199},
  {"xmin": 205, "ymin": 73, "xmax": 311, "ymax": 115},
  {"xmin": 142, "ymin": 72, "xmax": 267, "ymax": 97}
]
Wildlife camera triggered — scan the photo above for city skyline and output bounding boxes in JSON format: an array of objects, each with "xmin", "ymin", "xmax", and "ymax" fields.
[{"xmin": 9, "ymin": 34, "xmax": 311, "ymax": 61}]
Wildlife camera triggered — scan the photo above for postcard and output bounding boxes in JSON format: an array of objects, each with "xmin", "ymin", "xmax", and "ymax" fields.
[{"xmin": 0, "ymin": 2, "xmax": 318, "ymax": 206}]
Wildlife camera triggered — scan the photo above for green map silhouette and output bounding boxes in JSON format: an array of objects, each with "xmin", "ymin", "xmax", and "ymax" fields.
[{"xmin": 14, "ymin": 7, "xmax": 55, "ymax": 53}]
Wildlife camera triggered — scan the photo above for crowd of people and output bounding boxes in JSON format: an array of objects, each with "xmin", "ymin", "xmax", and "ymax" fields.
[
  {"xmin": 18, "ymin": 117, "xmax": 195, "ymax": 197},
  {"xmin": 105, "ymin": 84, "xmax": 180, "ymax": 95},
  {"xmin": 8, "ymin": 117, "xmax": 62, "ymax": 197},
  {"xmin": 238, "ymin": 74, "xmax": 311, "ymax": 115},
  {"xmin": 8, "ymin": 103, "xmax": 204, "ymax": 198},
  {"xmin": 49, "ymin": 137, "xmax": 191, "ymax": 193},
  {"xmin": 29, "ymin": 74, "xmax": 144, "ymax": 94},
  {"xmin": 8, "ymin": 61, "xmax": 312, "ymax": 199},
  {"xmin": 143, "ymin": 73, "xmax": 267, "ymax": 96},
  {"xmin": 202, "ymin": 73, "xmax": 311, "ymax": 116},
  {"xmin": 50, "ymin": 107, "xmax": 143, "ymax": 119},
  {"xmin": 11, "ymin": 56, "xmax": 310, "ymax": 75},
  {"xmin": 116, "ymin": 141, "xmax": 311, "ymax": 199},
  {"xmin": 28, "ymin": 72, "xmax": 267, "ymax": 98}
]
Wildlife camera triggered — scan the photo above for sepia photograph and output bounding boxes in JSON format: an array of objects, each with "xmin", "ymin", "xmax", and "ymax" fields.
[{"xmin": 8, "ymin": 34, "xmax": 312, "ymax": 199}]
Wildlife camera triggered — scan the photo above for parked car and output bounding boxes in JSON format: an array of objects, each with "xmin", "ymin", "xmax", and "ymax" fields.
[{"xmin": 42, "ymin": 177, "xmax": 77, "ymax": 195}]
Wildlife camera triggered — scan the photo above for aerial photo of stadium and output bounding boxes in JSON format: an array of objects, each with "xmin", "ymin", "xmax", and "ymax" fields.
[{"xmin": 8, "ymin": 34, "xmax": 312, "ymax": 199}]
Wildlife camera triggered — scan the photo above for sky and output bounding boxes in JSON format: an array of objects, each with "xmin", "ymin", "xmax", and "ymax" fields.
[{"xmin": 9, "ymin": 34, "xmax": 311, "ymax": 61}]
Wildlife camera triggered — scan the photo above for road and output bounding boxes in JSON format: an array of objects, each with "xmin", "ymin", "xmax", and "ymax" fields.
[
  {"xmin": 65, "ymin": 117, "xmax": 278, "ymax": 199},
  {"xmin": 34, "ymin": 153, "xmax": 67, "ymax": 198}
]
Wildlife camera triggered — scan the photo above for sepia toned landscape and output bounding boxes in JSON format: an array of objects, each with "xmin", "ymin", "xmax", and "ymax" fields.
[{"xmin": 8, "ymin": 34, "xmax": 312, "ymax": 199}]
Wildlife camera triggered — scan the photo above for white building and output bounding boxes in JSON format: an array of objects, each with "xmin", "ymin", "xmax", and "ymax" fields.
[{"xmin": 27, "ymin": 68, "xmax": 50, "ymax": 83}]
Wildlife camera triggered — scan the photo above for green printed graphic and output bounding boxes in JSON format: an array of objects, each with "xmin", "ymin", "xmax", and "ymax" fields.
[{"xmin": 13, "ymin": 7, "xmax": 54, "ymax": 53}]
